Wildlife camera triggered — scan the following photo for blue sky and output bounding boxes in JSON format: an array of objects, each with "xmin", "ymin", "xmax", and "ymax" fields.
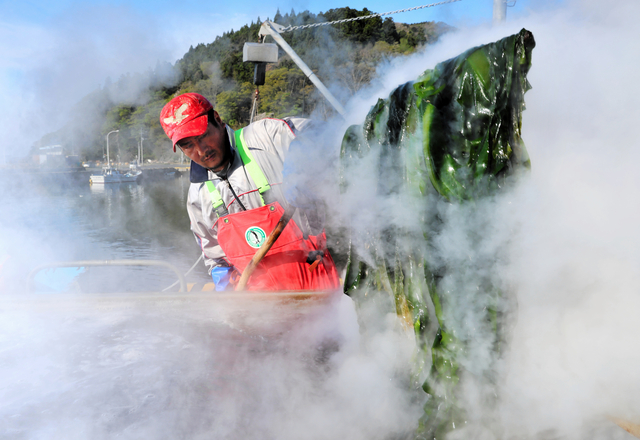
[
  {"xmin": 1, "ymin": 0, "xmax": 537, "ymax": 67},
  {"xmin": 0, "ymin": 0, "xmax": 546, "ymax": 160}
]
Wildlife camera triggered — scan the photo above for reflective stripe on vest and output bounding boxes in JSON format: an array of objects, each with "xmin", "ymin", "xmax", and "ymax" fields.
[
  {"xmin": 234, "ymin": 128, "xmax": 271, "ymax": 202},
  {"xmin": 205, "ymin": 180, "xmax": 228, "ymax": 218},
  {"xmin": 206, "ymin": 128, "xmax": 271, "ymax": 216}
]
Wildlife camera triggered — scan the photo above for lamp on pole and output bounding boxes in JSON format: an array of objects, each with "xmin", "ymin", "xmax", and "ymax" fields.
[
  {"xmin": 494, "ymin": 0, "xmax": 516, "ymax": 24},
  {"xmin": 106, "ymin": 130, "xmax": 119, "ymax": 167},
  {"xmin": 493, "ymin": 0, "xmax": 506, "ymax": 23}
]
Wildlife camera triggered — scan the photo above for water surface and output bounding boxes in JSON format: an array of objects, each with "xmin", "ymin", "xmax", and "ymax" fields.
[{"xmin": 0, "ymin": 172, "xmax": 210, "ymax": 293}]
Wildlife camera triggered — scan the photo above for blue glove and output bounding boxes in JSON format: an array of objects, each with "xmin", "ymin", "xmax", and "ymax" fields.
[{"xmin": 211, "ymin": 266, "xmax": 236, "ymax": 291}]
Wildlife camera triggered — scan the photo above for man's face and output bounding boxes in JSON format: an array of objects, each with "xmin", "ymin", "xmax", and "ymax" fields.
[{"xmin": 177, "ymin": 111, "xmax": 229, "ymax": 172}]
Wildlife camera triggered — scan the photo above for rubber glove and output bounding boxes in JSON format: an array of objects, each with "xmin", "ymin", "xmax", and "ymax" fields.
[{"xmin": 211, "ymin": 266, "xmax": 238, "ymax": 291}]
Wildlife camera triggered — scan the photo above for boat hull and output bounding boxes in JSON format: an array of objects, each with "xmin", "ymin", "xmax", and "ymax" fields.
[
  {"xmin": 90, "ymin": 169, "xmax": 142, "ymax": 184},
  {"xmin": 89, "ymin": 173, "xmax": 121, "ymax": 184},
  {"xmin": 120, "ymin": 170, "xmax": 142, "ymax": 182}
]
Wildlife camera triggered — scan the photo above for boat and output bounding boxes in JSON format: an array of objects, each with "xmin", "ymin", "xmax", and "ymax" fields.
[
  {"xmin": 121, "ymin": 167, "xmax": 143, "ymax": 183},
  {"xmin": 90, "ymin": 130, "xmax": 143, "ymax": 184},
  {"xmin": 90, "ymin": 166, "xmax": 124, "ymax": 184},
  {"xmin": 120, "ymin": 170, "xmax": 142, "ymax": 182},
  {"xmin": 90, "ymin": 164, "xmax": 142, "ymax": 184},
  {"xmin": 23, "ymin": 259, "xmax": 344, "ymax": 334}
]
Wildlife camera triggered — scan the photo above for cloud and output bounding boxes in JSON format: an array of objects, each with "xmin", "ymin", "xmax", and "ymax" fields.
[{"xmin": 0, "ymin": 4, "xmax": 179, "ymax": 159}]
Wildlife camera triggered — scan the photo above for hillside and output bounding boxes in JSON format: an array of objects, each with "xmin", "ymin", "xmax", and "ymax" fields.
[{"xmin": 32, "ymin": 7, "xmax": 453, "ymax": 164}]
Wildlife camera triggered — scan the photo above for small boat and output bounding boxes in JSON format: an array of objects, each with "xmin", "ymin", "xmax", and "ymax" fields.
[
  {"xmin": 120, "ymin": 169, "xmax": 143, "ymax": 183},
  {"xmin": 90, "ymin": 167, "xmax": 123, "ymax": 184},
  {"xmin": 121, "ymin": 163, "xmax": 143, "ymax": 183},
  {"xmin": 91, "ymin": 134, "xmax": 143, "ymax": 184},
  {"xmin": 90, "ymin": 165, "xmax": 142, "ymax": 184}
]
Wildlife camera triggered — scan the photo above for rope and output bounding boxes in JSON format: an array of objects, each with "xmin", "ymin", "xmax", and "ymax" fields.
[
  {"xmin": 162, "ymin": 254, "xmax": 203, "ymax": 292},
  {"xmin": 279, "ymin": 0, "xmax": 462, "ymax": 33},
  {"xmin": 250, "ymin": 88, "xmax": 259, "ymax": 124}
]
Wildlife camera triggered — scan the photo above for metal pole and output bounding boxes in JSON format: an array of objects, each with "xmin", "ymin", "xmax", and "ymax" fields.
[
  {"xmin": 493, "ymin": 0, "xmax": 506, "ymax": 24},
  {"xmin": 259, "ymin": 21, "xmax": 346, "ymax": 117},
  {"xmin": 26, "ymin": 259, "xmax": 188, "ymax": 293},
  {"xmin": 139, "ymin": 129, "xmax": 144, "ymax": 167},
  {"xmin": 106, "ymin": 130, "xmax": 119, "ymax": 167}
]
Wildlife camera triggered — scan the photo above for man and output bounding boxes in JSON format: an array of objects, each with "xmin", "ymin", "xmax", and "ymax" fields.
[{"xmin": 160, "ymin": 93, "xmax": 340, "ymax": 291}]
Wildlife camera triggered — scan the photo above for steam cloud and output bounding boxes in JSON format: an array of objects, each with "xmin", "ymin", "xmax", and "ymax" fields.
[
  {"xmin": 422, "ymin": 0, "xmax": 639, "ymax": 437},
  {"xmin": 3, "ymin": 0, "xmax": 640, "ymax": 438},
  {"xmin": 0, "ymin": 292, "xmax": 424, "ymax": 439},
  {"xmin": 493, "ymin": 0, "xmax": 640, "ymax": 436},
  {"xmin": 310, "ymin": 0, "xmax": 640, "ymax": 437}
]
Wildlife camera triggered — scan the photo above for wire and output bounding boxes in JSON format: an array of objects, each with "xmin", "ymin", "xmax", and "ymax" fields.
[
  {"xmin": 278, "ymin": 0, "xmax": 462, "ymax": 33},
  {"xmin": 162, "ymin": 254, "xmax": 204, "ymax": 292},
  {"xmin": 250, "ymin": 88, "xmax": 259, "ymax": 124}
]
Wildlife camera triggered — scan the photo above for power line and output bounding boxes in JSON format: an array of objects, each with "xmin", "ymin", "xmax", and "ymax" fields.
[{"xmin": 278, "ymin": 0, "xmax": 463, "ymax": 33}]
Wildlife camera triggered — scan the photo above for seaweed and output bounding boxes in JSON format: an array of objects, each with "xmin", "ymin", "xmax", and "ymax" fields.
[{"xmin": 338, "ymin": 29, "xmax": 535, "ymax": 438}]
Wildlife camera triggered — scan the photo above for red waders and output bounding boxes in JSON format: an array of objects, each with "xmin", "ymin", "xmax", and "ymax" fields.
[{"xmin": 207, "ymin": 129, "xmax": 340, "ymax": 291}]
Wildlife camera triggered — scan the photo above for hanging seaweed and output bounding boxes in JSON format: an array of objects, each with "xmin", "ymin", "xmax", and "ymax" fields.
[{"xmin": 338, "ymin": 29, "xmax": 535, "ymax": 438}]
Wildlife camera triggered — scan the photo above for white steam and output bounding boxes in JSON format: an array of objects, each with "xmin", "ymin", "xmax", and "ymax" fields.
[
  {"xmin": 318, "ymin": 0, "xmax": 640, "ymax": 437},
  {"xmin": 0, "ymin": 3, "xmax": 262, "ymax": 161},
  {"xmin": 0, "ymin": 293, "xmax": 422, "ymax": 439},
  {"xmin": 0, "ymin": 6, "xmax": 174, "ymax": 157},
  {"xmin": 3, "ymin": 0, "xmax": 640, "ymax": 438},
  {"xmin": 494, "ymin": 0, "xmax": 640, "ymax": 436}
]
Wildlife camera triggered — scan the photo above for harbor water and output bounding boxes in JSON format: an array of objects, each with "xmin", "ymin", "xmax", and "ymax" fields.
[{"xmin": 0, "ymin": 171, "xmax": 211, "ymax": 294}]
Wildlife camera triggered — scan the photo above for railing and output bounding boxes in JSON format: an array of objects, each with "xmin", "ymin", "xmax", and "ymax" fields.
[{"xmin": 26, "ymin": 260, "xmax": 187, "ymax": 293}]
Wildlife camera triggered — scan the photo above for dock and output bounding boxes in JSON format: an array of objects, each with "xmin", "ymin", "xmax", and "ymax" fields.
[{"xmin": 0, "ymin": 164, "xmax": 190, "ymax": 187}]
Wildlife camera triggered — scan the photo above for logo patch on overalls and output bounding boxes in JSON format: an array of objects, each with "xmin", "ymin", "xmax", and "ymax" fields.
[{"xmin": 245, "ymin": 226, "xmax": 267, "ymax": 248}]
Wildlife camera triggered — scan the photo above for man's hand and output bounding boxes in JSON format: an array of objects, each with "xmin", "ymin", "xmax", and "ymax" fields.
[{"xmin": 211, "ymin": 266, "xmax": 240, "ymax": 291}]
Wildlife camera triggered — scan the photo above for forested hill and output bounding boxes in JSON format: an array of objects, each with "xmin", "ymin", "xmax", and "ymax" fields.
[{"xmin": 33, "ymin": 7, "xmax": 452, "ymax": 164}]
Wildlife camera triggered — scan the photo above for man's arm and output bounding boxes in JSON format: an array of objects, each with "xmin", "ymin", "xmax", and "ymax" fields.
[{"xmin": 281, "ymin": 120, "xmax": 336, "ymax": 236}]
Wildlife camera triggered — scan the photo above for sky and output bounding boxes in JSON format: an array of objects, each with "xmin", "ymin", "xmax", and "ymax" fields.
[{"xmin": 0, "ymin": 0, "xmax": 542, "ymax": 162}]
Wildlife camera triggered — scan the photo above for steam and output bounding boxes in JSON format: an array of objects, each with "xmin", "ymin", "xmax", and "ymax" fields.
[
  {"xmin": 0, "ymin": 292, "xmax": 424, "ymax": 439},
  {"xmin": 305, "ymin": 0, "xmax": 640, "ymax": 437},
  {"xmin": 3, "ymin": 0, "xmax": 640, "ymax": 438},
  {"xmin": 493, "ymin": 1, "xmax": 640, "ymax": 435},
  {"xmin": 0, "ymin": 5, "xmax": 269, "ymax": 162},
  {"xmin": 1, "ymin": 7, "xmax": 167, "ymax": 158}
]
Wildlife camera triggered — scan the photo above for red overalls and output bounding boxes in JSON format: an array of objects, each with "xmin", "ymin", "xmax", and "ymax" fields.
[{"xmin": 208, "ymin": 129, "xmax": 340, "ymax": 292}]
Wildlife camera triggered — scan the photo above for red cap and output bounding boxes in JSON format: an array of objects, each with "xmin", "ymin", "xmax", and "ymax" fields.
[{"xmin": 160, "ymin": 93, "xmax": 213, "ymax": 152}]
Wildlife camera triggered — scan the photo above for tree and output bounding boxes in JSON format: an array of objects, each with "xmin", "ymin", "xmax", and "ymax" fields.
[
  {"xmin": 32, "ymin": 7, "xmax": 453, "ymax": 163},
  {"xmin": 258, "ymin": 67, "xmax": 312, "ymax": 117},
  {"xmin": 216, "ymin": 90, "xmax": 252, "ymax": 127}
]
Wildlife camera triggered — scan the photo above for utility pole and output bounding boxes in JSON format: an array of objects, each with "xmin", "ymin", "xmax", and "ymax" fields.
[
  {"xmin": 493, "ymin": 0, "xmax": 507, "ymax": 24},
  {"xmin": 106, "ymin": 130, "xmax": 119, "ymax": 168},
  {"xmin": 138, "ymin": 129, "xmax": 144, "ymax": 167}
]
